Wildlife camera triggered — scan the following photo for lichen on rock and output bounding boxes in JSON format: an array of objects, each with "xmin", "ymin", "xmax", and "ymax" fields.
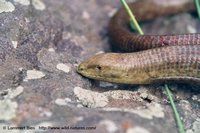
[{"xmin": 0, "ymin": 0, "xmax": 15, "ymax": 13}]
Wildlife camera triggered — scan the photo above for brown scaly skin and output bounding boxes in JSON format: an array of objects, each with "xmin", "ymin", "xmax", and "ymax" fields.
[{"xmin": 77, "ymin": 0, "xmax": 200, "ymax": 84}]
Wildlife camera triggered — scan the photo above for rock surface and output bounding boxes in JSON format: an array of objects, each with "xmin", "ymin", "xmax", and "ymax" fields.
[{"xmin": 0, "ymin": 0, "xmax": 199, "ymax": 133}]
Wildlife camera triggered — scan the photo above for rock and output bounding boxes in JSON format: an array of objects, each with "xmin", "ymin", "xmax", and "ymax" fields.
[{"xmin": 0, "ymin": 0, "xmax": 199, "ymax": 133}]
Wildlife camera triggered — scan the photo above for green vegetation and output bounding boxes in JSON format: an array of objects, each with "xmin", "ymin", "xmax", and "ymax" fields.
[{"xmin": 194, "ymin": 0, "xmax": 200, "ymax": 19}]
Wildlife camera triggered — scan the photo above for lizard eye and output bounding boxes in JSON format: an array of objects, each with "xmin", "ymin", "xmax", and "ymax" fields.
[{"xmin": 95, "ymin": 65, "xmax": 102, "ymax": 71}]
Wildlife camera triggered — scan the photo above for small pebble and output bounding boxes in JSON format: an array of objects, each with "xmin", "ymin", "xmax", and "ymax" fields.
[
  {"xmin": 55, "ymin": 98, "xmax": 67, "ymax": 106},
  {"xmin": 32, "ymin": 0, "xmax": 46, "ymax": 10},
  {"xmin": 48, "ymin": 48, "xmax": 55, "ymax": 52},
  {"xmin": 25, "ymin": 69, "xmax": 45, "ymax": 80},
  {"xmin": 126, "ymin": 126, "xmax": 150, "ymax": 133},
  {"xmin": 56, "ymin": 63, "xmax": 70, "ymax": 73},
  {"xmin": 11, "ymin": 41, "xmax": 18, "ymax": 48}
]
